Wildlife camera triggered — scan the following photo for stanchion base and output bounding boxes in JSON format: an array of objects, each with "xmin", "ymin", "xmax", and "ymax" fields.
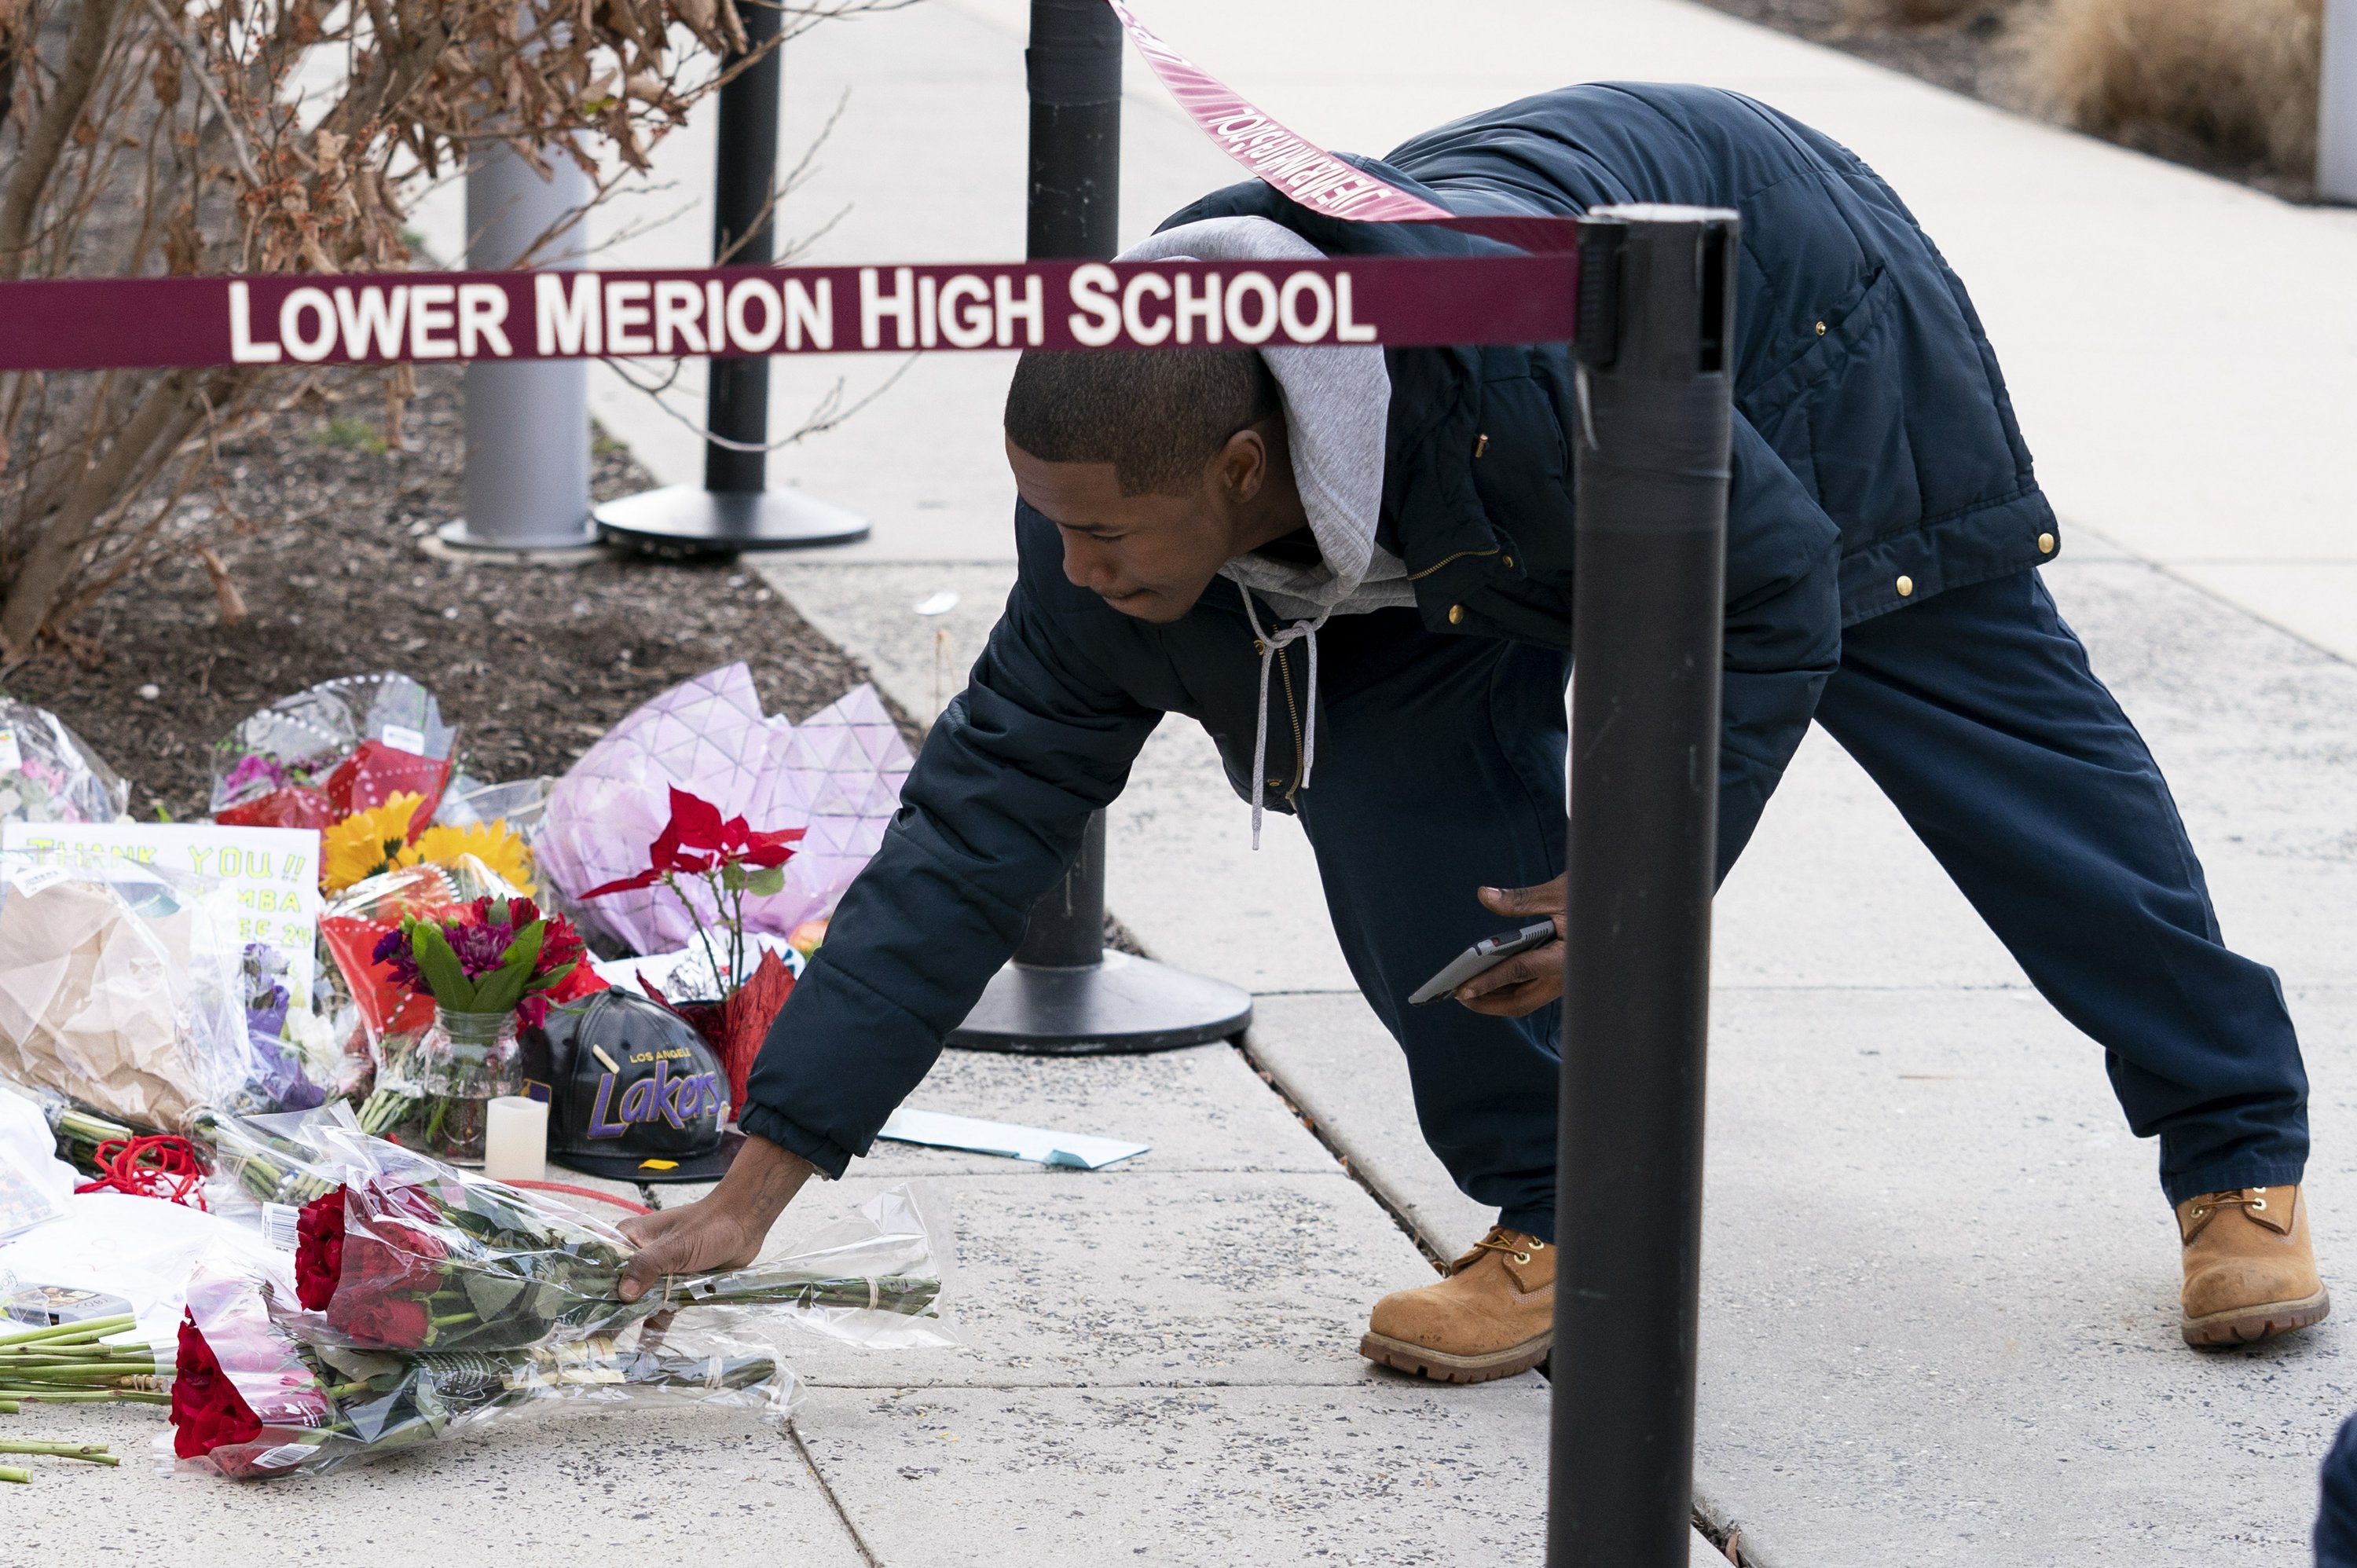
[
  {"xmin": 948, "ymin": 951, "xmax": 1254, "ymax": 1056},
  {"xmin": 595, "ymin": 485, "xmax": 870, "ymax": 558},
  {"xmin": 434, "ymin": 518, "xmax": 603, "ymax": 555}
]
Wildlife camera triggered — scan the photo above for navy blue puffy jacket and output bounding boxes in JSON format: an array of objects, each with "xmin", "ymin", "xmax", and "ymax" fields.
[{"xmin": 740, "ymin": 83, "xmax": 2058, "ymax": 1176}]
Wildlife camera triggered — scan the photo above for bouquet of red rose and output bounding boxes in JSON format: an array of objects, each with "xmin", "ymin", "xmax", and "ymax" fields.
[
  {"xmin": 584, "ymin": 786, "xmax": 803, "ymax": 1108},
  {"xmin": 171, "ymin": 1249, "xmax": 794, "ymax": 1481},
  {"xmin": 288, "ymin": 1129, "xmax": 948, "ymax": 1355}
]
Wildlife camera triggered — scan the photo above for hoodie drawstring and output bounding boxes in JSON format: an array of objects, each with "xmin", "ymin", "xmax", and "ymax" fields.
[{"xmin": 1239, "ymin": 589, "xmax": 1328, "ymax": 850}]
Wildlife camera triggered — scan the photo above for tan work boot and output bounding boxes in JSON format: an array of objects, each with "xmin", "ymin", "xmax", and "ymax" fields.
[
  {"xmin": 2178, "ymin": 1184, "xmax": 2329, "ymax": 1347},
  {"xmin": 1359, "ymin": 1226, "xmax": 1552, "ymax": 1383}
]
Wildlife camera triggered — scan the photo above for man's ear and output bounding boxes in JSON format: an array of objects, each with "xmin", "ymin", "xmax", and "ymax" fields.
[{"xmin": 1213, "ymin": 426, "xmax": 1269, "ymax": 504}]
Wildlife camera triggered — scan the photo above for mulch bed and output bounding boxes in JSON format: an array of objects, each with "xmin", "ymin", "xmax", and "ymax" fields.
[{"xmin": 2, "ymin": 367, "xmax": 903, "ymax": 822}]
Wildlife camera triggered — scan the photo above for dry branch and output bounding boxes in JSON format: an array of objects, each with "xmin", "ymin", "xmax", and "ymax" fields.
[{"xmin": 2, "ymin": 0, "xmax": 908, "ymax": 654}]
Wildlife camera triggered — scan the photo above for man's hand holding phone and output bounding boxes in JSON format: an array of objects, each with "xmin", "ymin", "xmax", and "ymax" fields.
[{"xmin": 1434, "ymin": 876, "xmax": 1567, "ymax": 1017}]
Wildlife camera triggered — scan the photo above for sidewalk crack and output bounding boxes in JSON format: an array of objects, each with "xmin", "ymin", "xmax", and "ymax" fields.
[{"xmin": 789, "ymin": 1419, "xmax": 883, "ymax": 1567}]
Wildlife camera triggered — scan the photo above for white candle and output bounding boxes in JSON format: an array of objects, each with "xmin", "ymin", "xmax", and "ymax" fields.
[{"xmin": 482, "ymin": 1095, "xmax": 549, "ymax": 1182}]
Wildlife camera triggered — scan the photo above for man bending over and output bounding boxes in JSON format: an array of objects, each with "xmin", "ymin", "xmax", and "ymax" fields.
[{"xmin": 618, "ymin": 82, "xmax": 2322, "ymax": 1377}]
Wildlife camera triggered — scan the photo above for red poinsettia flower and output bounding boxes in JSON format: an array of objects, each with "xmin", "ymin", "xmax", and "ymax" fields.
[
  {"xmin": 171, "ymin": 1312, "xmax": 265, "ymax": 1459},
  {"xmin": 580, "ymin": 866, "xmax": 662, "ymax": 897},
  {"xmin": 582, "ymin": 787, "xmax": 805, "ymax": 899},
  {"xmin": 293, "ymin": 1190, "xmax": 346, "ymax": 1311}
]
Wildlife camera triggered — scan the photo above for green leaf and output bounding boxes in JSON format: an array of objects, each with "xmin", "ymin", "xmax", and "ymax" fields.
[
  {"xmin": 412, "ymin": 925, "xmax": 475, "ymax": 1011},
  {"xmin": 745, "ymin": 865, "xmax": 786, "ymax": 897},
  {"xmin": 460, "ymin": 1271, "xmax": 528, "ymax": 1323},
  {"xmin": 529, "ymin": 958, "xmax": 578, "ymax": 998},
  {"xmin": 720, "ymin": 860, "xmax": 747, "ymax": 892},
  {"xmin": 469, "ymin": 920, "xmax": 544, "ymax": 1018}
]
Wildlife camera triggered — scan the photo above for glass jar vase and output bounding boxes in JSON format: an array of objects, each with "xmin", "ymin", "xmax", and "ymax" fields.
[{"xmin": 407, "ymin": 1007, "xmax": 521, "ymax": 1166}]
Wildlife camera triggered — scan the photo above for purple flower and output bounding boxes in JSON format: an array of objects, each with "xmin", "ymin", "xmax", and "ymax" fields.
[
  {"xmin": 372, "ymin": 926, "xmax": 423, "ymax": 991},
  {"xmin": 221, "ymin": 753, "xmax": 288, "ymax": 800},
  {"xmin": 444, "ymin": 919, "xmax": 511, "ymax": 979}
]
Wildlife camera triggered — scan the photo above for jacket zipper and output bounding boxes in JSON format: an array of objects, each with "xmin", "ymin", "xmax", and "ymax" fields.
[
  {"xmin": 1276, "ymin": 641, "xmax": 1305, "ymax": 804},
  {"xmin": 1251, "ymin": 633, "xmax": 1310, "ymax": 804},
  {"xmin": 1406, "ymin": 545, "xmax": 1501, "ymax": 582}
]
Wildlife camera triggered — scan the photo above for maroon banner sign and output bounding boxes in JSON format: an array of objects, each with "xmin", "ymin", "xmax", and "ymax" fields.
[{"xmin": 0, "ymin": 254, "xmax": 1576, "ymax": 373}]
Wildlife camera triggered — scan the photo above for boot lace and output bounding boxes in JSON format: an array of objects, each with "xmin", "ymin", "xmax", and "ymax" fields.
[
  {"xmin": 2187, "ymin": 1188, "xmax": 2273, "ymax": 1223},
  {"xmin": 1463, "ymin": 1228, "xmax": 1548, "ymax": 1269}
]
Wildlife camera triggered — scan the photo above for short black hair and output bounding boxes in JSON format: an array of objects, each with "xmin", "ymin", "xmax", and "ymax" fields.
[{"xmin": 1003, "ymin": 349, "xmax": 1281, "ymax": 496}]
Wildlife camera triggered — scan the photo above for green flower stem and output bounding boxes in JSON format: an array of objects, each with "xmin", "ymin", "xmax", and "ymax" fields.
[
  {"xmin": 0, "ymin": 1390, "xmax": 168, "ymax": 1405},
  {"xmin": 0, "ymin": 1315, "xmax": 134, "ymax": 1349},
  {"xmin": 0, "ymin": 1442, "xmax": 115, "ymax": 1464},
  {"xmin": 427, "ymin": 1310, "xmax": 478, "ymax": 1329},
  {"xmin": 665, "ymin": 870, "xmax": 728, "ymax": 998},
  {"xmin": 670, "ymin": 1272, "xmax": 940, "ymax": 1316},
  {"xmin": 357, "ymin": 1089, "xmax": 418, "ymax": 1138},
  {"xmin": 0, "ymin": 1400, "xmax": 16, "ymax": 1414},
  {"xmin": 0, "ymin": 1466, "xmax": 27, "ymax": 1483}
]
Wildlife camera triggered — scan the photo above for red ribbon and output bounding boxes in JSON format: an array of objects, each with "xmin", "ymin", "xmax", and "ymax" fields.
[{"xmin": 74, "ymin": 1135, "xmax": 210, "ymax": 1209}]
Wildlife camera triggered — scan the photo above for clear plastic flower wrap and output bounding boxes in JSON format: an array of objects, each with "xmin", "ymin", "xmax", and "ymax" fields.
[
  {"xmin": 0, "ymin": 852, "xmax": 251, "ymax": 1132},
  {"xmin": 210, "ymin": 673, "xmax": 458, "ymax": 830},
  {"xmin": 284, "ymin": 1127, "xmax": 953, "ymax": 1354},
  {"xmin": 0, "ymin": 698, "xmax": 128, "ymax": 826},
  {"xmin": 189, "ymin": 1101, "xmax": 357, "ymax": 1212},
  {"xmin": 171, "ymin": 1244, "xmax": 800, "ymax": 1481}
]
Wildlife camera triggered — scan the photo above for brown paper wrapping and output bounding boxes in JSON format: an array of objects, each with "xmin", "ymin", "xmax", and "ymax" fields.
[{"xmin": 0, "ymin": 877, "xmax": 201, "ymax": 1130}]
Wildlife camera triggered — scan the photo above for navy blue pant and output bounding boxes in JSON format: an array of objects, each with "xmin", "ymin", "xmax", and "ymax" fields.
[
  {"xmin": 2317, "ymin": 1412, "xmax": 2357, "ymax": 1566},
  {"xmin": 1291, "ymin": 568, "xmax": 2307, "ymax": 1240}
]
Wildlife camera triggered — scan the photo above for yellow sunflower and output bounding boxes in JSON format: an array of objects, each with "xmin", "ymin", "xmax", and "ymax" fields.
[
  {"xmin": 407, "ymin": 819, "xmax": 536, "ymax": 896},
  {"xmin": 321, "ymin": 793, "xmax": 427, "ymax": 893}
]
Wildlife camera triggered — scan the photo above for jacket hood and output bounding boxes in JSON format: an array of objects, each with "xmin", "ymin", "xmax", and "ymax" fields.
[{"xmin": 1118, "ymin": 217, "xmax": 1413, "ymax": 621}]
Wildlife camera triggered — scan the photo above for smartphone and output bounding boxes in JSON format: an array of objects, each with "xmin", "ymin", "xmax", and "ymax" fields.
[{"xmin": 1407, "ymin": 921, "xmax": 1560, "ymax": 1006}]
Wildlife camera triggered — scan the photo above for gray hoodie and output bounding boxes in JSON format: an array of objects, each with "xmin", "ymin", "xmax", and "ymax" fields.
[{"xmin": 1116, "ymin": 217, "xmax": 1402, "ymax": 842}]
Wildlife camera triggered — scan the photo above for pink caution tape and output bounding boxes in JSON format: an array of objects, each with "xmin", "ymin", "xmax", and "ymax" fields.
[{"xmin": 1105, "ymin": 1, "xmax": 1450, "ymax": 223}]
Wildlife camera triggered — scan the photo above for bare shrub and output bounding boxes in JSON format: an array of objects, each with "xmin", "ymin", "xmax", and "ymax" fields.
[
  {"xmin": 0, "ymin": 0, "xmax": 886, "ymax": 665},
  {"xmin": 2032, "ymin": 0, "xmax": 2322, "ymax": 174}
]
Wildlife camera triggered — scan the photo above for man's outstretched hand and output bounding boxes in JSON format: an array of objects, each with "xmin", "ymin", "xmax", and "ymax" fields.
[
  {"xmin": 614, "ymin": 1134, "xmax": 815, "ymax": 1302},
  {"xmin": 1456, "ymin": 875, "xmax": 1567, "ymax": 1017}
]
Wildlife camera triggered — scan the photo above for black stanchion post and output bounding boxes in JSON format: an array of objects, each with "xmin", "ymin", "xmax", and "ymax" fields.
[
  {"xmin": 1025, "ymin": 0, "xmax": 1122, "ymax": 259},
  {"xmin": 1549, "ymin": 206, "xmax": 1739, "ymax": 1567},
  {"xmin": 704, "ymin": 0, "xmax": 786, "ymax": 496},
  {"xmin": 947, "ymin": 0, "xmax": 1251, "ymax": 1054},
  {"xmin": 596, "ymin": 0, "xmax": 869, "ymax": 555}
]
